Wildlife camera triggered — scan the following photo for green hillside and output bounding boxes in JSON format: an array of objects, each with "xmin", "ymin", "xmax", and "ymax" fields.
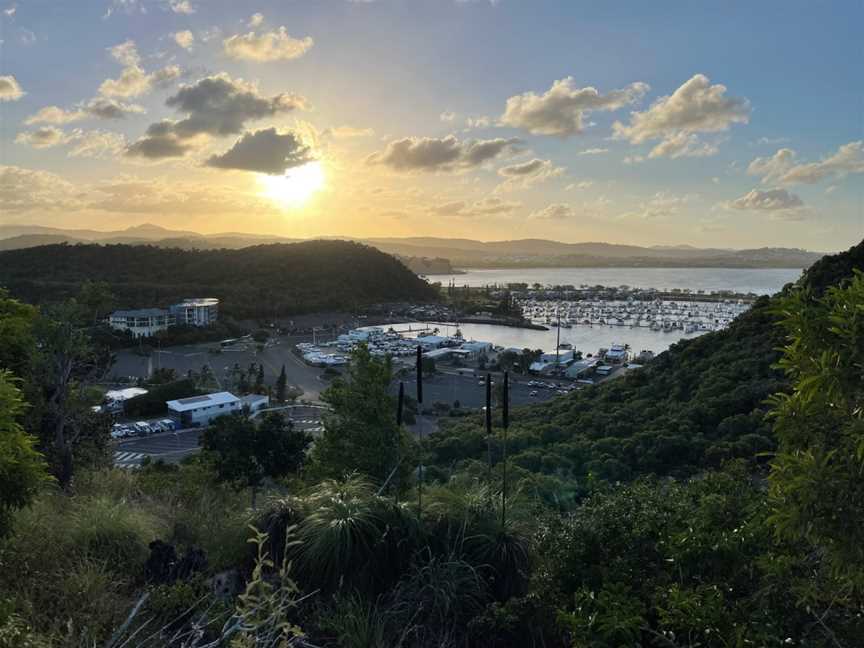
[{"xmin": 0, "ymin": 240, "xmax": 438, "ymax": 318}]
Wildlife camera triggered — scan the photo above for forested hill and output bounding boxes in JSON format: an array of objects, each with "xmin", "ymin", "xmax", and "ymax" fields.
[
  {"xmin": 429, "ymin": 239, "xmax": 864, "ymax": 499},
  {"xmin": 0, "ymin": 241, "xmax": 439, "ymax": 318}
]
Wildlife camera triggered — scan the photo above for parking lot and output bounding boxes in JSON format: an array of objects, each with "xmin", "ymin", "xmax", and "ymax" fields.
[
  {"xmin": 396, "ymin": 370, "xmax": 580, "ymax": 410},
  {"xmin": 112, "ymin": 404, "xmax": 328, "ymax": 467}
]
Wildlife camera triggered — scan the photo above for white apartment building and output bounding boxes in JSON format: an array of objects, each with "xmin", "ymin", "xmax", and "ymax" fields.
[
  {"xmin": 108, "ymin": 308, "xmax": 174, "ymax": 338},
  {"xmin": 166, "ymin": 392, "xmax": 240, "ymax": 427},
  {"xmin": 170, "ymin": 298, "xmax": 219, "ymax": 327}
]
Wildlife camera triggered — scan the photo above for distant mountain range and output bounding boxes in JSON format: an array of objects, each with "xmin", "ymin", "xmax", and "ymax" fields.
[{"xmin": 0, "ymin": 224, "xmax": 826, "ymax": 271}]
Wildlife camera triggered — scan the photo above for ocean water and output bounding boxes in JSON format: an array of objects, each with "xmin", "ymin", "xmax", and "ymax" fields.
[{"xmin": 429, "ymin": 267, "xmax": 803, "ymax": 295}]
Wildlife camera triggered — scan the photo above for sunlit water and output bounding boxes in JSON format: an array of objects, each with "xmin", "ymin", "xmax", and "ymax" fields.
[{"xmin": 429, "ymin": 267, "xmax": 803, "ymax": 295}]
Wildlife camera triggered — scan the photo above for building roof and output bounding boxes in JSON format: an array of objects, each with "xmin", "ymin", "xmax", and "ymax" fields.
[
  {"xmin": 173, "ymin": 298, "xmax": 219, "ymax": 307},
  {"xmin": 461, "ymin": 340, "xmax": 493, "ymax": 352},
  {"xmin": 105, "ymin": 387, "xmax": 148, "ymax": 401},
  {"xmin": 423, "ymin": 348, "xmax": 454, "ymax": 359},
  {"xmin": 166, "ymin": 391, "xmax": 239, "ymax": 412},
  {"xmin": 111, "ymin": 308, "xmax": 170, "ymax": 318}
]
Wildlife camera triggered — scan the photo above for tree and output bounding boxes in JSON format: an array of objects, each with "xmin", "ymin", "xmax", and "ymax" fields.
[
  {"xmin": 203, "ymin": 412, "xmax": 312, "ymax": 507},
  {"xmin": 77, "ymin": 280, "xmax": 114, "ymax": 325},
  {"xmin": 275, "ymin": 365, "xmax": 287, "ymax": 403},
  {"xmin": 0, "ymin": 289, "xmax": 38, "ymax": 379},
  {"xmin": 34, "ymin": 300, "xmax": 108, "ymax": 490},
  {"xmin": 0, "ymin": 370, "xmax": 50, "ymax": 538},
  {"xmin": 255, "ymin": 364, "xmax": 265, "ymax": 393},
  {"xmin": 768, "ymin": 271, "xmax": 864, "ymax": 576},
  {"xmin": 421, "ymin": 356, "xmax": 437, "ymax": 374},
  {"xmin": 498, "ymin": 350, "xmax": 518, "ymax": 373},
  {"xmin": 313, "ymin": 344, "xmax": 410, "ymax": 484}
]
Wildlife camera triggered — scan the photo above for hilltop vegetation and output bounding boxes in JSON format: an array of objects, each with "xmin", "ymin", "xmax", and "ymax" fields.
[{"xmin": 0, "ymin": 240, "xmax": 438, "ymax": 319}]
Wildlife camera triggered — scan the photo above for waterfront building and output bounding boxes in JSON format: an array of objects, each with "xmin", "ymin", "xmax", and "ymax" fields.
[
  {"xmin": 170, "ymin": 298, "xmax": 219, "ymax": 327},
  {"xmin": 565, "ymin": 360, "xmax": 598, "ymax": 380},
  {"xmin": 604, "ymin": 344, "xmax": 629, "ymax": 364},
  {"xmin": 240, "ymin": 393, "xmax": 270, "ymax": 413},
  {"xmin": 108, "ymin": 308, "xmax": 174, "ymax": 338},
  {"xmin": 166, "ymin": 391, "xmax": 240, "ymax": 427}
]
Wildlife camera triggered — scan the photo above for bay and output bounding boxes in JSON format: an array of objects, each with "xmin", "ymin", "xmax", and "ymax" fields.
[
  {"xmin": 408, "ymin": 266, "xmax": 803, "ymax": 357},
  {"xmin": 429, "ymin": 267, "xmax": 802, "ymax": 295}
]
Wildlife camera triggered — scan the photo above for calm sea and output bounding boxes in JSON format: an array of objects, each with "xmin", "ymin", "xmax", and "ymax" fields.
[
  {"xmin": 429, "ymin": 267, "xmax": 803, "ymax": 296},
  {"xmin": 411, "ymin": 266, "xmax": 803, "ymax": 356}
]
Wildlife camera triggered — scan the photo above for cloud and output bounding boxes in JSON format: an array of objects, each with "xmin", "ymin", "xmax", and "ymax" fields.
[
  {"xmin": 322, "ymin": 125, "xmax": 374, "ymax": 138},
  {"xmin": 24, "ymin": 98, "xmax": 144, "ymax": 125},
  {"xmin": 248, "ymin": 13, "xmax": 264, "ymax": 27},
  {"xmin": 578, "ymin": 148, "xmax": 609, "ymax": 155},
  {"xmin": 15, "ymin": 126, "xmax": 72, "ymax": 149},
  {"xmin": 613, "ymin": 74, "xmax": 749, "ymax": 158},
  {"xmin": 127, "ymin": 74, "xmax": 307, "ymax": 159},
  {"xmin": 495, "ymin": 158, "xmax": 564, "ymax": 191},
  {"xmin": 465, "ymin": 115, "xmax": 492, "ymax": 129},
  {"xmin": 646, "ymin": 132, "xmax": 719, "ymax": 159},
  {"xmin": 748, "ymin": 141, "xmax": 864, "ymax": 186},
  {"xmin": 528, "ymin": 203, "xmax": 577, "ymax": 220},
  {"xmin": 0, "ymin": 165, "xmax": 81, "ymax": 212},
  {"xmin": 125, "ymin": 121, "xmax": 199, "ymax": 159},
  {"xmin": 368, "ymin": 135, "xmax": 520, "ymax": 172},
  {"xmin": 87, "ymin": 176, "xmax": 275, "ymax": 216},
  {"xmin": 500, "ymin": 77, "xmax": 649, "ymax": 137},
  {"xmin": 205, "ymin": 128, "xmax": 313, "ymax": 174},
  {"xmin": 622, "ymin": 191, "xmax": 692, "ymax": 219},
  {"xmin": 729, "ymin": 188, "xmax": 804, "ymax": 211},
  {"xmin": 170, "ymin": 0, "xmax": 194, "ymax": 14},
  {"xmin": 99, "ymin": 40, "xmax": 182, "ymax": 98},
  {"xmin": 440, "ymin": 111, "xmax": 456, "ymax": 122},
  {"xmin": 223, "ymin": 26, "xmax": 313, "ymax": 62},
  {"xmin": 165, "ymin": 74, "xmax": 306, "ymax": 136},
  {"xmin": 0, "ymin": 75, "xmax": 24, "ymax": 101},
  {"xmin": 565, "ymin": 180, "xmax": 594, "ymax": 191},
  {"xmin": 15, "ymin": 125, "xmax": 128, "ymax": 158},
  {"xmin": 430, "ymin": 196, "xmax": 521, "ymax": 217},
  {"xmin": 174, "ymin": 30, "xmax": 194, "ymax": 49},
  {"xmin": 68, "ymin": 130, "xmax": 127, "ymax": 158}
]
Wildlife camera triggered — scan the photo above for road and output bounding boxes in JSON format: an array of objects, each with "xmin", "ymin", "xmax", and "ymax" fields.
[{"xmin": 113, "ymin": 405, "xmax": 328, "ymax": 467}]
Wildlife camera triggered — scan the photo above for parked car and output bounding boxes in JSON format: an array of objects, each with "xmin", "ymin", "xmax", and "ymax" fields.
[
  {"xmin": 134, "ymin": 421, "xmax": 152, "ymax": 435},
  {"xmin": 160, "ymin": 419, "xmax": 177, "ymax": 431}
]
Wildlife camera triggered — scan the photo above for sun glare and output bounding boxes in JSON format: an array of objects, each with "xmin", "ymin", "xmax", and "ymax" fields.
[{"xmin": 259, "ymin": 162, "xmax": 325, "ymax": 207}]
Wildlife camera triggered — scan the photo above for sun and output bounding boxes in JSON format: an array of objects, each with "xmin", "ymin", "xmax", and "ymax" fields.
[{"xmin": 259, "ymin": 161, "xmax": 325, "ymax": 207}]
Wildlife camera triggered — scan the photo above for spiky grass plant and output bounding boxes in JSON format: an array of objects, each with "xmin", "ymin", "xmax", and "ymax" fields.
[{"xmin": 294, "ymin": 474, "xmax": 423, "ymax": 595}]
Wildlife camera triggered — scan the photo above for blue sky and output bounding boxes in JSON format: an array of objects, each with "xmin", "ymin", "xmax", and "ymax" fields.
[{"xmin": 0, "ymin": 0, "xmax": 861, "ymax": 250}]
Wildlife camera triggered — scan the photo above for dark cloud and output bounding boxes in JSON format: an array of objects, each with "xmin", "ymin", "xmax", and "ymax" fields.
[
  {"xmin": 126, "ymin": 121, "xmax": 197, "ymax": 158},
  {"xmin": 206, "ymin": 128, "xmax": 313, "ymax": 174},
  {"xmin": 368, "ymin": 135, "xmax": 520, "ymax": 172},
  {"xmin": 166, "ymin": 74, "xmax": 306, "ymax": 137},
  {"xmin": 126, "ymin": 73, "xmax": 307, "ymax": 159}
]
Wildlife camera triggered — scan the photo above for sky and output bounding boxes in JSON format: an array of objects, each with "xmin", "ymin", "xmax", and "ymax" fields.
[{"xmin": 0, "ymin": 0, "xmax": 861, "ymax": 250}]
